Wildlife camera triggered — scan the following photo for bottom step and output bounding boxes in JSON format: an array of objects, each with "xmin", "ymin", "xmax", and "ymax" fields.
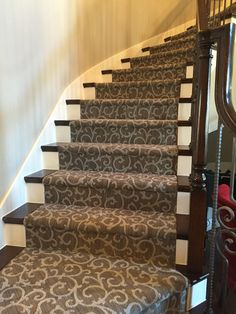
[
  {"xmin": 0, "ymin": 247, "xmax": 188, "ymax": 313},
  {"xmin": 0, "ymin": 245, "xmax": 207, "ymax": 312}
]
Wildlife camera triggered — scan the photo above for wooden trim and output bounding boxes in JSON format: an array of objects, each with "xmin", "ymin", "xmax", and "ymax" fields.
[
  {"xmin": 211, "ymin": 24, "xmax": 236, "ymax": 133},
  {"xmin": 24, "ymin": 169, "xmax": 56, "ymax": 183},
  {"xmin": 176, "ymin": 214, "xmax": 189, "ymax": 239},
  {"xmin": 66, "ymin": 99, "xmax": 80, "ymax": 105},
  {"xmin": 83, "ymin": 82, "xmax": 96, "ymax": 88},
  {"xmin": 178, "ymin": 120, "xmax": 192, "ymax": 127},
  {"xmin": 178, "ymin": 145, "xmax": 192, "ymax": 156},
  {"xmin": 179, "ymin": 97, "xmax": 193, "ymax": 103},
  {"xmin": 0, "ymin": 246, "xmax": 24, "ymax": 271},
  {"xmin": 2, "ymin": 203, "xmax": 42, "ymax": 224},
  {"xmin": 121, "ymin": 57, "xmax": 131, "ymax": 63},
  {"xmin": 178, "ymin": 176, "xmax": 191, "ymax": 192},
  {"xmin": 41, "ymin": 143, "xmax": 59, "ymax": 152},
  {"xmin": 101, "ymin": 69, "xmax": 113, "ymax": 75},
  {"xmin": 141, "ymin": 47, "xmax": 150, "ymax": 52},
  {"xmin": 54, "ymin": 120, "xmax": 71, "ymax": 126},
  {"xmin": 164, "ymin": 36, "xmax": 172, "ymax": 42}
]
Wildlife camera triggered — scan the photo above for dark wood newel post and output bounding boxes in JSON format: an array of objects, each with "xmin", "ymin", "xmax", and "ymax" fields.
[{"xmin": 188, "ymin": 30, "xmax": 213, "ymax": 274}]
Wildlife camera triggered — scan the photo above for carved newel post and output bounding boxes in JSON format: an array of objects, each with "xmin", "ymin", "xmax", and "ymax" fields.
[{"xmin": 188, "ymin": 31, "xmax": 213, "ymax": 274}]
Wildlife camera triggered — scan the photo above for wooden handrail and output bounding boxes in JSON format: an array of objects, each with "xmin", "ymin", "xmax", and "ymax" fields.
[
  {"xmin": 213, "ymin": 23, "xmax": 236, "ymax": 133},
  {"xmin": 197, "ymin": 0, "xmax": 209, "ymax": 31},
  {"xmin": 188, "ymin": 0, "xmax": 236, "ymax": 274}
]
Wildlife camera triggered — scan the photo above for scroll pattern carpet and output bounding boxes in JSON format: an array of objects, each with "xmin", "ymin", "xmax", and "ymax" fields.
[{"xmin": 0, "ymin": 27, "xmax": 196, "ymax": 313}]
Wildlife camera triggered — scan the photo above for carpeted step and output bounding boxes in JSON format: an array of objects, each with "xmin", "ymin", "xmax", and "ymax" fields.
[
  {"xmin": 70, "ymin": 119, "xmax": 177, "ymax": 145},
  {"xmin": 0, "ymin": 247, "xmax": 188, "ymax": 313},
  {"xmin": 25, "ymin": 203, "xmax": 177, "ymax": 267},
  {"xmin": 58, "ymin": 142, "xmax": 178, "ymax": 175},
  {"xmin": 149, "ymin": 35, "xmax": 196, "ymax": 54},
  {"xmin": 94, "ymin": 79, "xmax": 181, "ymax": 99},
  {"xmin": 167, "ymin": 28, "xmax": 197, "ymax": 42},
  {"xmin": 129, "ymin": 47, "xmax": 195, "ymax": 68},
  {"xmin": 112, "ymin": 63, "xmax": 187, "ymax": 82},
  {"xmin": 43, "ymin": 170, "xmax": 177, "ymax": 212},
  {"xmin": 80, "ymin": 98, "xmax": 178, "ymax": 120}
]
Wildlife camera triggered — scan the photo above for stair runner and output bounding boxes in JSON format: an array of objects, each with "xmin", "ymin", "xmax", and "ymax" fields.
[{"xmin": 0, "ymin": 28, "xmax": 196, "ymax": 313}]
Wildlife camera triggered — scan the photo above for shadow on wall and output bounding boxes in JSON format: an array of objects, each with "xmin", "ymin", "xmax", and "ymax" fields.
[
  {"xmin": 0, "ymin": 0, "xmax": 81, "ymax": 202},
  {"xmin": 77, "ymin": 0, "xmax": 196, "ymax": 75}
]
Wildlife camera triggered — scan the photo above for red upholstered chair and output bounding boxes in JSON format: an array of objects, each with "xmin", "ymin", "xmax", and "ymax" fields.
[{"xmin": 218, "ymin": 184, "xmax": 236, "ymax": 293}]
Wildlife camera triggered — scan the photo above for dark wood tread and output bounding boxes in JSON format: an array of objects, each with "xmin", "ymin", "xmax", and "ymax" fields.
[
  {"xmin": 24, "ymin": 169, "xmax": 56, "ymax": 183},
  {"xmin": 2, "ymin": 201, "xmax": 189, "ymax": 240},
  {"xmin": 3, "ymin": 203, "xmax": 43, "ymax": 224},
  {"xmin": 66, "ymin": 99, "xmax": 80, "ymax": 105},
  {"xmin": 0, "ymin": 246, "xmax": 24, "ymax": 271},
  {"xmin": 55, "ymin": 119, "xmax": 192, "ymax": 126},
  {"xmin": 83, "ymin": 82, "xmax": 96, "ymax": 88},
  {"xmin": 65, "ymin": 97, "xmax": 192, "ymax": 105},
  {"xmin": 41, "ymin": 142, "xmax": 191, "ymax": 156},
  {"xmin": 176, "ymin": 265, "xmax": 208, "ymax": 284},
  {"xmin": 178, "ymin": 175, "xmax": 190, "ymax": 192},
  {"xmin": 24, "ymin": 168, "xmax": 191, "ymax": 193},
  {"xmin": 179, "ymin": 97, "xmax": 192, "ymax": 103},
  {"xmin": 83, "ymin": 79, "xmax": 192, "ymax": 87},
  {"xmin": 181, "ymin": 78, "xmax": 193, "ymax": 84},
  {"xmin": 178, "ymin": 120, "xmax": 192, "ymax": 127},
  {"xmin": 121, "ymin": 57, "xmax": 131, "ymax": 63},
  {"xmin": 101, "ymin": 69, "xmax": 113, "ymax": 75},
  {"xmin": 141, "ymin": 46, "xmax": 150, "ymax": 52}
]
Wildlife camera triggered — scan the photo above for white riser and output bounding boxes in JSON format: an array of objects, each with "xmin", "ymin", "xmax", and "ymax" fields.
[
  {"xmin": 186, "ymin": 65, "xmax": 193, "ymax": 79},
  {"xmin": 180, "ymin": 83, "xmax": 192, "ymax": 98},
  {"xmin": 82, "ymin": 82, "xmax": 192, "ymax": 100},
  {"xmin": 56, "ymin": 125, "xmax": 191, "ymax": 146},
  {"xmin": 67, "ymin": 101, "xmax": 191, "ymax": 121},
  {"xmin": 178, "ymin": 103, "xmax": 191, "ymax": 121},
  {"xmin": 43, "ymin": 151, "xmax": 191, "ymax": 177}
]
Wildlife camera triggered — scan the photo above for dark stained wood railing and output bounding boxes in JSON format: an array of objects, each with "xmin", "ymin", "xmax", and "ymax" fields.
[{"xmin": 188, "ymin": 0, "xmax": 236, "ymax": 274}]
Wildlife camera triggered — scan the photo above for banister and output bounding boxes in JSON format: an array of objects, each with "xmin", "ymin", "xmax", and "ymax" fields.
[
  {"xmin": 212, "ymin": 23, "xmax": 236, "ymax": 133},
  {"xmin": 197, "ymin": 0, "xmax": 209, "ymax": 31}
]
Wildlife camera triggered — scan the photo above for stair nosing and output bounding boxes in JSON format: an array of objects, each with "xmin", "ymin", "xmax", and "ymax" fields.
[
  {"xmin": 24, "ymin": 169, "xmax": 57, "ymax": 183},
  {"xmin": 0, "ymin": 246, "xmax": 24, "ymax": 271},
  {"xmin": 2, "ymin": 203, "xmax": 43, "ymax": 224},
  {"xmin": 65, "ymin": 97, "xmax": 192, "ymax": 105},
  {"xmin": 41, "ymin": 142, "xmax": 191, "ymax": 156},
  {"xmin": 55, "ymin": 119, "xmax": 190, "ymax": 126},
  {"xmin": 83, "ymin": 78, "xmax": 183, "ymax": 87}
]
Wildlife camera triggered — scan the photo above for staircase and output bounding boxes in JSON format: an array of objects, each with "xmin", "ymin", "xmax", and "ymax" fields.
[{"xmin": 0, "ymin": 27, "xmax": 198, "ymax": 313}]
